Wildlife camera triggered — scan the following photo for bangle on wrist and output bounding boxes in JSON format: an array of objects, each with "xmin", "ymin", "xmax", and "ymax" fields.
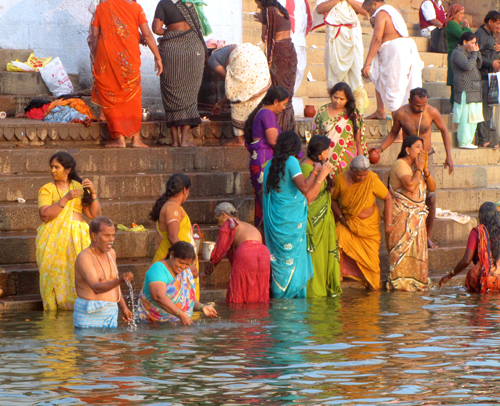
[
  {"xmin": 93, "ymin": 197, "xmax": 99, "ymax": 202},
  {"xmin": 176, "ymin": 309, "xmax": 181, "ymax": 316},
  {"xmin": 416, "ymin": 168, "xmax": 423, "ymax": 175},
  {"xmin": 312, "ymin": 171, "xmax": 318, "ymax": 176},
  {"xmin": 57, "ymin": 201, "xmax": 65, "ymax": 209},
  {"xmin": 315, "ymin": 180, "xmax": 322, "ymax": 184},
  {"xmin": 386, "ymin": 222, "xmax": 393, "ymax": 226},
  {"xmin": 200, "ymin": 304, "xmax": 205, "ymax": 311}
]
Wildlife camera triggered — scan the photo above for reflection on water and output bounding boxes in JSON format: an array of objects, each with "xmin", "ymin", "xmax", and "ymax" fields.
[{"xmin": 2, "ymin": 289, "xmax": 500, "ymax": 405}]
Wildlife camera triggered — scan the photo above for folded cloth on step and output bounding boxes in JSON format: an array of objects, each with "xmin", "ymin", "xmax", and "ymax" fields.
[
  {"xmin": 117, "ymin": 224, "xmax": 147, "ymax": 232},
  {"xmin": 73, "ymin": 297, "xmax": 118, "ymax": 328},
  {"xmin": 26, "ymin": 105, "xmax": 50, "ymax": 120},
  {"xmin": 45, "ymin": 98, "xmax": 98, "ymax": 121},
  {"xmin": 435, "ymin": 208, "xmax": 470, "ymax": 224},
  {"xmin": 25, "ymin": 99, "xmax": 51, "ymax": 113},
  {"xmin": 44, "ymin": 105, "xmax": 91, "ymax": 126}
]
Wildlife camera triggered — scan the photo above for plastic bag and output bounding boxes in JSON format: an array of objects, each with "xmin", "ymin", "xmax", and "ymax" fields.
[
  {"xmin": 488, "ymin": 72, "xmax": 500, "ymax": 106},
  {"xmin": 26, "ymin": 53, "xmax": 52, "ymax": 71},
  {"xmin": 7, "ymin": 61, "xmax": 33, "ymax": 72},
  {"xmin": 39, "ymin": 57, "xmax": 74, "ymax": 97},
  {"xmin": 6, "ymin": 53, "xmax": 51, "ymax": 72}
]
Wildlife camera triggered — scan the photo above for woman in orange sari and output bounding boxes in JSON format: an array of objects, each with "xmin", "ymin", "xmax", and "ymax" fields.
[
  {"xmin": 90, "ymin": 0, "xmax": 163, "ymax": 148},
  {"xmin": 440, "ymin": 202, "xmax": 500, "ymax": 292}
]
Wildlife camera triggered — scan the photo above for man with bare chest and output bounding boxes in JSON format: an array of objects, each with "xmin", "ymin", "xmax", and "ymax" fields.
[
  {"xmin": 376, "ymin": 88, "xmax": 454, "ymax": 249},
  {"xmin": 74, "ymin": 216, "xmax": 133, "ymax": 328}
]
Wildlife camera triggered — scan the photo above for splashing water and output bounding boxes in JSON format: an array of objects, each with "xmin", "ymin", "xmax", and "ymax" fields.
[{"xmin": 125, "ymin": 279, "xmax": 138, "ymax": 331}]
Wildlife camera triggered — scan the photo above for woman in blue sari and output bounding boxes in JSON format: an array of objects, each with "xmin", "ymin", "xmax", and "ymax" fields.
[{"xmin": 263, "ymin": 131, "xmax": 333, "ymax": 298}]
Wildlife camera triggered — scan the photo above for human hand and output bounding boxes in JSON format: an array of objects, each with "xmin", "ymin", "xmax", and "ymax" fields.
[
  {"xmin": 122, "ymin": 307, "xmax": 133, "ymax": 323},
  {"xmin": 495, "ymin": 43, "xmax": 500, "ymax": 53},
  {"xmin": 444, "ymin": 156, "xmax": 454, "ymax": 174},
  {"xmin": 82, "ymin": 178, "xmax": 96, "ymax": 194},
  {"xmin": 361, "ymin": 64, "xmax": 371, "ymax": 78},
  {"xmin": 471, "ymin": 43, "xmax": 480, "ymax": 53},
  {"xmin": 253, "ymin": 11, "xmax": 263, "ymax": 23},
  {"xmin": 179, "ymin": 312, "xmax": 193, "ymax": 325},
  {"xmin": 139, "ymin": 34, "xmax": 147, "ymax": 46},
  {"xmin": 415, "ymin": 152, "xmax": 425, "ymax": 171},
  {"xmin": 439, "ymin": 273, "xmax": 452, "ymax": 287},
  {"xmin": 385, "ymin": 223, "xmax": 393, "ymax": 234},
  {"xmin": 202, "ymin": 305, "xmax": 218, "ymax": 318},
  {"xmin": 319, "ymin": 161, "xmax": 334, "ymax": 180},
  {"xmin": 204, "ymin": 262, "xmax": 214, "ymax": 276},
  {"xmin": 190, "ymin": 264, "xmax": 199, "ymax": 279},
  {"xmin": 312, "ymin": 161, "xmax": 322, "ymax": 173},
  {"xmin": 493, "ymin": 60, "xmax": 500, "ymax": 71},
  {"xmin": 462, "ymin": 19, "xmax": 470, "ymax": 28},
  {"xmin": 211, "ymin": 102, "xmax": 222, "ymax": 116},
  {"xmin": 119, "ymin": 272, "xmax": 134, "ymax": 284},
  {"xmin": 339, "ymin": 215, "xmax": 348, "ymax": 228},
  {"xmin": 64, "ymin": 189, "xmax": 82, "ymax": 202},
  {"xmin": 422, "ymin": 150, "xmax": 429, "ymax": 172},
  {"xmin": 154, "ymin": 57, "xmax": 163, "ymax": 76}
]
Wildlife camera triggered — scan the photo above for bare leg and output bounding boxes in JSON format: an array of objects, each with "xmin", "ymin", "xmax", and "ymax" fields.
[
  {"xmin": 99, "ymin": 109, "xmax": 106, "ymax": 121},
  {"xmin": 171, "ymin": 126, "xmax": 180, "ymax": 147},
  {"xmin": 132, "ymin": 132, "xmax": 148, "ymax": 148},
  {"xmin": 365, "ymin": 90, "xmax": 386, "ymax": 120},
  {"xmin": 180, "ymin": 125, "xmax": 195, "ymax": 147},
  {"xmin": 105, "ymin": 134, "xmax": 126, "ymax": 148},
  {"xmin": 426, "ymin": 194, "xmax": 438, "ymax": 249}
]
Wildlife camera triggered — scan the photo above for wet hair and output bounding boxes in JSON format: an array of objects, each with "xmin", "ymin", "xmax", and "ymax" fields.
[
  {"xmin": 214, "ymin": 202, "xmax": 238, "ymax": 217},
  {"xmin": 363, "ymin": 0, "xmax": 384, "ymax": 8},
  {"xmin": 409, "ymin": 87, "xmax": 428, "ymax": 101},
  {"xmin": 265, "ymin": 131, "xmax": 302, "ymax": 193},
  {"xmin": 89, "ymin": 216, "xmax": 114, "ymax": 235},
  {"xmin": 307, "ymin": 135, "xmax": 334, "ymax": 192},
  {"xmin": 49, "ymin": 151, "xmax": 92, "ymax": 206},
  {"xmin": 397, "ymin": 135, "xmax": 424, "ymax": 159},
  {"xmin": 350, "ymin": 155, "xmax": 371, "ymax": 171},
  {"xmin": 167, "ymin": 241, "xmax": 196, "ymax": 261},
  {"xmin": 458, "ymin": 32, "xmax": 475, "ymax": 45},
  {"xmin": 328, "ymin": 82, "xmax": 358, "ymax": 134},
  {"xmin": 478, "ymin": 202, "xmax": 500, "ymax": 262},
  {"xmin": 259, "ymin": 0, "xmax": 289, "ymax": 19},
  {"xmin": 485, "ymin": 10, "xmax": 500, "ymax": 24},
  {"xmin": 244, "ymin": 86, "xmax": 289, "ymax": 144},
  {"xmin": 149, "ymin": 174, "xmax": 192, "ymax": 222}
]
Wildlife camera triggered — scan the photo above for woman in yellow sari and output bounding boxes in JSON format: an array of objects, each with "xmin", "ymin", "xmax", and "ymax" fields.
[
  {"xmin": 37, "ymin": 152, "xmax": 101, "ymax": 310},
  {"xmin": 331, "ymin": 155, "xmax": 393, "ymax": 290},
  {"xmin": 149, "ymin": 174, "xmax": 199, "ymax": 299}
]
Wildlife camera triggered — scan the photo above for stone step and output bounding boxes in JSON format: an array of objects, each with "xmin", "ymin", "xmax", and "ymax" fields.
[
  {"xmin": 423, "ymin": 67, "xmax": 448, "ymax": 83},
  {"xmin": 0, "ymin": 49, "xmax": 34, "ymax": 72},
  {"xmin": 0, "ymin": 145, "xmax": 250, "ymax": 175},
  {"xmin": 0, "ymin": 196, "xmax": 255, "ymax": 232},
  {"xmin": 0, "ymin": 170, "xmax": 253, "ymax": 202},
  {"xmin": 0, "ymin": 72, "xmax": 81, "ymax": 96}
]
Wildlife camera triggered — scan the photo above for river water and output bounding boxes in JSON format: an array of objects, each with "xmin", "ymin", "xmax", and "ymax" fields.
[{"xmin": 1, "ymin": 289, "xmax": 500, "ymax": 405}]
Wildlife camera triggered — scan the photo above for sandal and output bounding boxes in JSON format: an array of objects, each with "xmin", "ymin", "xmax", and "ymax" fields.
[{"xmin": 486, "ymin": 144, "xmax": 499, "ymax": 149}]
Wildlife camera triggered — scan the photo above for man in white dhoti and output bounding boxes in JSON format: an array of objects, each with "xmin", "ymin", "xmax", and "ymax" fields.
[
  {"xmin": 361, "ymin": 0, "xmax": 424, "ymax": 118},
  {"xmin": 278, "ymin": 0, "xmax": 313, "ymax": 116},
  {"xmin": 313, "ymin": 0, "xmax": 370, "ymax": 112}
]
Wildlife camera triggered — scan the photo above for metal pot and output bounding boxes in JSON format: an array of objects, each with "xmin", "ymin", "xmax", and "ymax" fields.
[
  {"xmin": 201, "ymin": 241, "xmax": 216, "ymax": 260},
  {"xmin": 142, "ymin": 108, "xmax": 151, "ymax": 122}
]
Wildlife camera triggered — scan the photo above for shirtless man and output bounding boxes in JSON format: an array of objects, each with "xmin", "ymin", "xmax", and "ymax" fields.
[
  {"xmin": 376, "ymin": 87, "xmax": 454, "ymax": 249},
  {"xmin": 74, "ymin": 216, "xmax": 133, "ymax": 328},
  {"xmin": 203, "ymin": 202, "xmax": 271, "ymax": 303},
  {"xmin": 361, "ymin": 0, "xmax": 423, "ymax": 119}
]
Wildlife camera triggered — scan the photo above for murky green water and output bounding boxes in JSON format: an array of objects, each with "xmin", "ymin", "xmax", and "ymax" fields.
[{"xmin": 1, "ymin": 289, "xmax": 500, "ymax": 405}]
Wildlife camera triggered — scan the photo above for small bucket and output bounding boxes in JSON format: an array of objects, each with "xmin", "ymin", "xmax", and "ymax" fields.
[
  {"xmin": 192, "ymin": 223, "xmax": 202, "ymax": 254},
  {"xmin": 201, "ymin": 241, "xmax": 216, "ymax": 260}
]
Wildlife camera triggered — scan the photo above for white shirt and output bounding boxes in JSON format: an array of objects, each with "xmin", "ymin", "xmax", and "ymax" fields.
[
  {"xmin": 420, "ymin": 0, "xmax": 442, "ymax": 22},
  {"xmin": 278, "ymin": 0, "xmax": 307, "ymax": 46}
]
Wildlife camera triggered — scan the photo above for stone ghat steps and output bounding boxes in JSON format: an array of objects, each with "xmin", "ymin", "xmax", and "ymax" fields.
[
  {"xmin": 0, "ymin": 145, "xmax": 249, "ymax": 174},
  {"xmin": 0, "ymin": 170, "xmax": 254, "ymax": 202},
  {"xmin": 0, "ymin": 72, "xmax": 81, "ymax": 96},
  {"xmin": 0, "ymin": 214, "xmax": 476, "ymax": 267}
]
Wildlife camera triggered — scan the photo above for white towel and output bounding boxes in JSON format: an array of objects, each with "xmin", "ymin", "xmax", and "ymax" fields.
[{"xmin": 372, "ymin": 4, "xmax": 409, "ymax": 38}]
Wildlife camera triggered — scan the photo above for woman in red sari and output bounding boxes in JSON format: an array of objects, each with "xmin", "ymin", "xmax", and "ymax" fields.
[
  {"xmin": 90, "ymin": 0, "xmax": 163, "ymax": 148},
  {"xmin": 204, "ymin": 202, "xmax": 271, "ymax": 303},
  {"xmin": 440, "ymin": 202, "xmax": 500, "ymax": 292}
]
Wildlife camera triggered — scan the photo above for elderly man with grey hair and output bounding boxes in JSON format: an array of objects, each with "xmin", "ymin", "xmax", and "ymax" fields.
[
  {"xmin": 204, "ymin": 203, "xmax": 271, "ymax": 303},
  {"xmin": 331, "ymin": 155, "xmax": 393, "ymax": 290}
]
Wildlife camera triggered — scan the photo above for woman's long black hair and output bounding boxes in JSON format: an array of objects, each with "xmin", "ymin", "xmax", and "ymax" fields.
[
  {"xmin": 260, "ymin": 0, "xmax": 289, "ymax": 19},
  {"xmin": 149, "ymin": 174, "xmax": 192, "ymax": 222},
  {"xmin": 265, "ymin": 131, "xmax": 302, "ymax": 193},
  {"xmin": 244, "ymin": 86, "xmax": 289, "ymax": 144},
  {"xmin": 478, "ymin": 202, "xmax": 500, "ymax": 262},
  {"xmin": 49, "ymin": 151, "xmax": 92, "ymax": 206},
  {"xmin": 397, "ymin": 135, "xmax": 424, "ymax": 159},
  {"xmin": 329, "ymin": 82, "xmax": 358, "ymax": 134},
  {"xmin": 307, "ymin": 135, "xmax": 333, "ymax": 192}
]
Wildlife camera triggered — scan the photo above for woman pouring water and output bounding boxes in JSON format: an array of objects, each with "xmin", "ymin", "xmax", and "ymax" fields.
[{"xmin": 138, "ymin": 241, "xmax": 217, "ymax": 325}]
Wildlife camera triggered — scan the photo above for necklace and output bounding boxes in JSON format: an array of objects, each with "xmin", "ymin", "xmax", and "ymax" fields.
[{"xmin": 92, "ymin": 247, "xmax": 111, "ymax": 281}]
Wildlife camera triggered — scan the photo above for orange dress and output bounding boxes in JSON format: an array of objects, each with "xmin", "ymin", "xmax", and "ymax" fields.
[{"xmin": 91, "ymin": 0, "xmax": 146, "ymax": 139}]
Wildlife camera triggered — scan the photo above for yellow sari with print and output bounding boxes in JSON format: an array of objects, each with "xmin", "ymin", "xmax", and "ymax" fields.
[
  {"xmin": 36, "ymin": 181, "xmax": 90, "ymax": 311},
  {"xmin": 153, "ymin": 210, "xmax": 200, "ymax": 300}
]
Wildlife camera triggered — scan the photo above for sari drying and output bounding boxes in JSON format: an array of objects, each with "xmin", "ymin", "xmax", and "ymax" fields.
[
  {"xmin": 138, "ymin": 269, "xmax": 196, "ymax": 323},
  {"xmin": 91, "ymin": 0, "xmax": 147, "ymax": 139}
]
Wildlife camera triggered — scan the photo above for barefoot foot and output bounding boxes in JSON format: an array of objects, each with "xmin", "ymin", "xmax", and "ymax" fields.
[
  {"xmin": 99, "ymin": 109, "xmax": 106, "ymax": 121},
  {"xmin": 180, "ymin": 140, "xmax": 196, "ymax": 147},
  {"xmin": 132, "ymin": 140, "xmax": 149, "ymax": 148},
  {"xmin": 365, "ymin": 111, "xmax": 387, "ymax": 120},
  {"xmin": 105, "ymin": 136, "xmax": 126, "ymax": 148},
  {"xmin": 428, "ymin": 238, "xmax": 438, "ymax": 249}
]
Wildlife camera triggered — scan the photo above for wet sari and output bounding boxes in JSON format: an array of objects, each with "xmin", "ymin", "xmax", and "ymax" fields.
[
  {"xmin": 312, "ymin": 104, "xmax": 368, "ymax": 178},
  {"xmin": 301, "ymin": 163, "xmax": 342, "ymax": 297},
  {"xmin": 138, "ymin": 269, "xmax": 196, "ymax": 323}
]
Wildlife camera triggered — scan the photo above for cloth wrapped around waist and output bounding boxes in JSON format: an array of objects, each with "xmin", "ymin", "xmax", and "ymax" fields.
[{"xmin": 73, "ymin": 297, "xmax": 119, "ymax": 328}]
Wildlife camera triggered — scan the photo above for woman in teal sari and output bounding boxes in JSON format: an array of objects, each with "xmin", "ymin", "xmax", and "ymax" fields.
[
  {"xmin": 263, "ymin": 131, "xmax": 333, "ymax": 298},
  {"xmin": 301, "ymin": 135, "xmax": 341, "ymax": 297}
]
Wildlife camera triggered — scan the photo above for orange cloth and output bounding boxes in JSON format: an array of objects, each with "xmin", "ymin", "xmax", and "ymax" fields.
[
  {"xmin": 45, "ymin": 98, "xmax": 98, "ymax": 122},
  {"xmin": 91, "ymin": 0, "xmax": 146, "ymax": 139}
]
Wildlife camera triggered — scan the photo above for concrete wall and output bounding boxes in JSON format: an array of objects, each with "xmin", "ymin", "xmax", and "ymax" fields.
[{"xmin": 0, "ymin": 0, "xmax": 242, "ymax": 102}]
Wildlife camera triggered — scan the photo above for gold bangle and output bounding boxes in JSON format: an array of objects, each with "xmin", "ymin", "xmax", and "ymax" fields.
[{"xmin": 315, "ymin": 180, "xmax": 322, "ymax": 184}]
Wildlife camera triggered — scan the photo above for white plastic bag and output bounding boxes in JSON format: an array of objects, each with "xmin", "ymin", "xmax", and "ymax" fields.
[{"xmin": 39, "ymin": 57, "xmax": 74, "ymax": 97}]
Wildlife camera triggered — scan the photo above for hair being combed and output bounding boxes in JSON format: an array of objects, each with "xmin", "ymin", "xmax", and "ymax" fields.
[
  {"xmin": 265, "ymin": 131, "xmax": 302, "ymax": 193},
  {"xmin": 328, "ymin": 82, "xmax": 358, "ymax": 134},
  {"xmin": 479, "ymin": 202, "xmax": 500, "ymax": 263},
  {"xmin": 397, "ymin": 135, "xmax": 424, "ymax": 159},
  {"xmin": 306, "ymin": 135, "xmax": 333, "ymax": 192},
  {"xmin": 49, "ymin": 151, "xmax": 92, "ymax": 206},
  {"xmin": 167, "ymin": 241, "xmax": 196, "ymax": 261},
  {"xmin": 149, "ymin": 174, "xmax": 192, "ymax": 222},
  {"xmin": 243, "ymin": 86, "xmax": 289, "ymax": 144}
]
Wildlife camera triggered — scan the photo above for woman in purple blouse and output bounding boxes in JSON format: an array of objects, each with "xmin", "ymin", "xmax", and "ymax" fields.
[{"xmin": 244, "ymin": 86, "xmax": 289, "ymax": 228}]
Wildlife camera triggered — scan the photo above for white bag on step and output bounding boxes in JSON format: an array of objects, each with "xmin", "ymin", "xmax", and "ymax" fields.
[{"xmin": 39, "ymin": 57, "xmax": 74, "ymax": 97}]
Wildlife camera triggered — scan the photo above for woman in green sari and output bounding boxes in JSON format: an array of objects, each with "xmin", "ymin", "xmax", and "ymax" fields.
[
  {"xmin": 301, "ymin": 135, "xmax": 341, "ymax": 297},
  {"xmin": 311, "ymin": 82, "xmax": 368, "ymax": 179}
]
